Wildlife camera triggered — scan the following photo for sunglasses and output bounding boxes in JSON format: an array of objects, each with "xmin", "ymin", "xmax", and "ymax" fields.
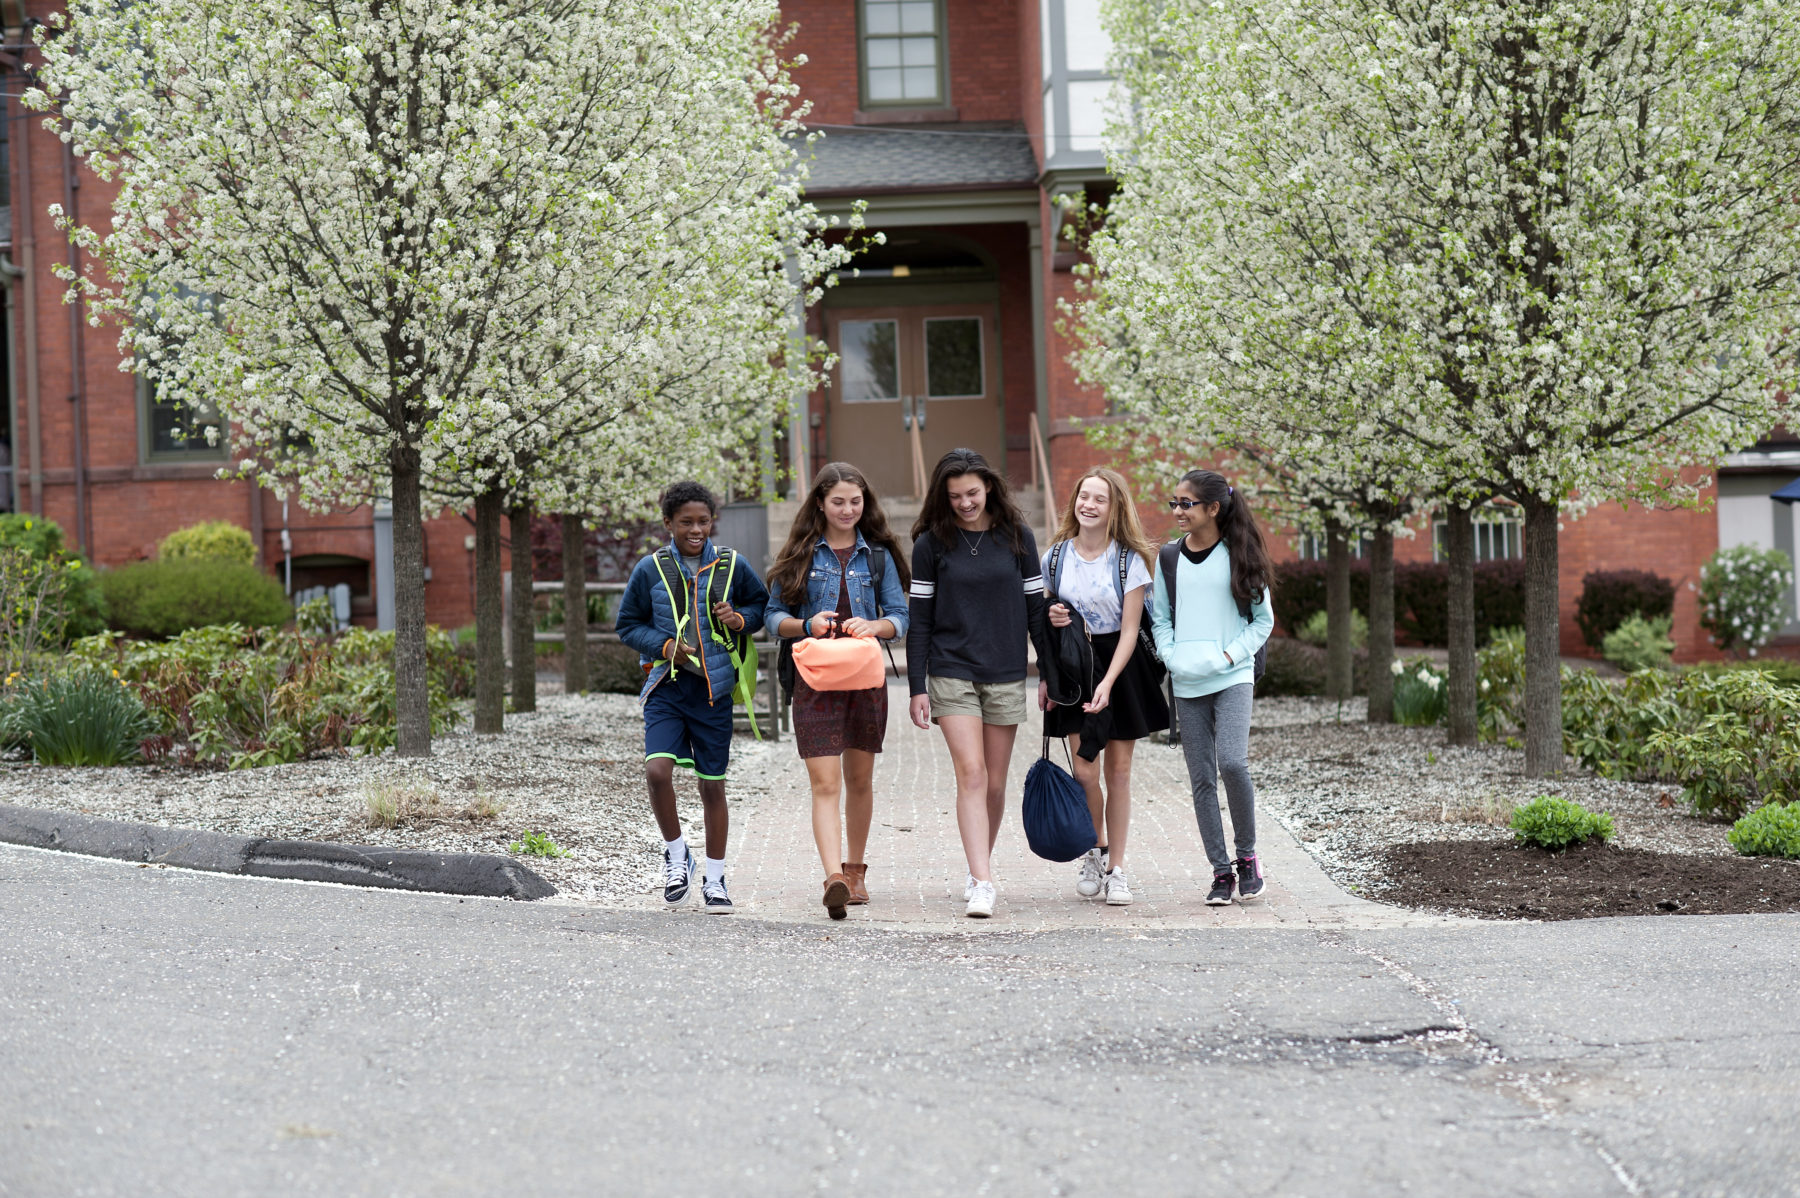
[{"xmin": 1168, "ymin": 497, "xmax": 1206, "ymax": 510}]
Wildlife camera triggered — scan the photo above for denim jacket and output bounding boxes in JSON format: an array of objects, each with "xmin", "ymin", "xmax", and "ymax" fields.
[{"xmin": 765, "ymin": 531, "xmax": 909, "ymax": 640}]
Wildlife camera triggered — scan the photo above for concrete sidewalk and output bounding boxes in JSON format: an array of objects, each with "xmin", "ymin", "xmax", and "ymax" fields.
[{"xmin": 717, "ymin": 683, "xmax": 1443, "ymax": 930}]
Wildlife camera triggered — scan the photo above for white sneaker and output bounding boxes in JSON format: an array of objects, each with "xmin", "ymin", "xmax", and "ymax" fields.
[
  {"xmin": 1104, "ymin": 867, "xmax": 1133, "ymax": 906},
  {"xmin": 1075, "ymin": 848, "xmax": 1104, "ymax": 898},
  {"xmin": 965, "ymin": 880, "xmax": 996, "ymax": 918},
  {"xmin": 964, "ymin": 872, "xmax": 976, "ymax": 901}
]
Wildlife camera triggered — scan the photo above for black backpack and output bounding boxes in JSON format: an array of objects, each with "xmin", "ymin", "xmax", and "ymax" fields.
[
  {"xmin": 1156, "ymin": 541, "xmax": 1267, "ymax": 682},
  {"xmin": 776, "ymin": 546, "xmax": 895, "ymax": 706}
]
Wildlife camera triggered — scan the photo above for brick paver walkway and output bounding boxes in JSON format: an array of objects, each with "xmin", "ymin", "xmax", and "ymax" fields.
[{"xmin": 710, "ymin": 683, "xmax": 1445, "ymax": 931}]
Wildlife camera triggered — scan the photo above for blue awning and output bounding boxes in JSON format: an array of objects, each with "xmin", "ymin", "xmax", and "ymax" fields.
[{"xmin": 1773, "ymin": 477, "xmax": 1800, "ymax": 505}]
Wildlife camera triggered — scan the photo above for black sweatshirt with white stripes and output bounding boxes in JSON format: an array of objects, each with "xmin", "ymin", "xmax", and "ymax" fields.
[{"xmin": 906, "ymin": 525, "xmax": 1053, "ymax": 696}]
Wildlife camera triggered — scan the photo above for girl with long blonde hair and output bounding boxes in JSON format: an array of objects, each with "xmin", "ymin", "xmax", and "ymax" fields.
[{"xmin": 1038, "ymin": 466, "xmax": 1170, "ymax": 905}]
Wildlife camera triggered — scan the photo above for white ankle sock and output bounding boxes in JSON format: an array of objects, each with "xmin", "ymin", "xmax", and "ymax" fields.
[
  {"xmin": 664, "ymin": 836, "xmax": 688, "ymax": 862},
  {"xmin": 704, "ymin": 857, "xmax": 726, "ymax": 885}
]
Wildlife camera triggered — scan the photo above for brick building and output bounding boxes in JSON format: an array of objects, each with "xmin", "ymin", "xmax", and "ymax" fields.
[
  {"xmin": 2, "ymin": 0, "xmax": 1794, "ymax": 656},
  {"xmin": 777, "ymin": 0, "xmax": 1800, "ymax": 661}
]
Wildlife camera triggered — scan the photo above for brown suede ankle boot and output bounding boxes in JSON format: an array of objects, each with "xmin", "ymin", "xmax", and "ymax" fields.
[
  {"xmin": 823, "ymin": 873, "xmax": 850, "ymax": 920},
  {"xmin": 844, "ymin": 862, "xmax": 869, "ymax": 905}
]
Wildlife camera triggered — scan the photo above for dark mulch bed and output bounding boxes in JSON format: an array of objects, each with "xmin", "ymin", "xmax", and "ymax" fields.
[{"xmin": 1374, "ymin": 839, "xmax": 1800, "ymax": 920}]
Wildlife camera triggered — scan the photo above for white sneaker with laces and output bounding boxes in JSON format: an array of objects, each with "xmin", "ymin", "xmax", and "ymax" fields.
[
  {"xmin": 1104, "ymin": 867, "xmax": 1133, "ymax": 906},
  {"xmin": 1075, "ymin": 848, "xmax": 1104, "ymax": 898},
  {"xmin": 965, "ymin": 880, "xmax": 996, "ymax": 918},
  {"xmin": 964, "ymin": 872, "xmax": 976, "ymax": 902}
]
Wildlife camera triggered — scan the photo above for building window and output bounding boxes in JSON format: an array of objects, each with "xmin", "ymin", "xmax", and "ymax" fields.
[
  {"xmin": 1432, "ymin": 513, "xmax": 1523, "ymax": 563},
  {"xmin": 838, "ymin": 319, "xmax": 900, "ymax": 402},
  {"xmin": 139, "ymin": 374, "xmax": 226, "ymax": 462},
  {"xmin": 1296, "ymin": 532, "xmax": 1371, "ymax": 561},
  {"xmin": 923, "ymin": 317, "xmax": 983, "ymax": 398},
  {"xmin": 861, "ymin": 0, "xmax": 943, "ymax": 106}
]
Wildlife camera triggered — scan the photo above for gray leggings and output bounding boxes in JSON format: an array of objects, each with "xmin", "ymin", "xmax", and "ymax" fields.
[{"xmin": 1176, "ymin": 685, "xmax": 1256, "ymax": 872}]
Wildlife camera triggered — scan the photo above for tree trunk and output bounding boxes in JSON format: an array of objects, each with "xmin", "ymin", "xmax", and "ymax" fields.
[
  {"xmin": 389, "ymin": 446, "xmax": 432, "ymax": 757},
  {"xmin": 1325, "ymin": 521, "xmax": 1353, "ymax": 702},
  {"xmin": 561, "ymin": 513, "xmax": 589, "ymax": 695},
  {"xmin": 1522, "ymin": 497, "xmax": 1563, "ymax": 777},
  {"xmin": 1366, "ymin": 526, "xmax": 1395, "ymax": 723},
  {"xmin": 509, "ymin": 500, "xmax": 537, "ymax": 714},
  {"xmin": 1444, "ymin": 503, "xmax": 1477, "ymax": 746},
  {"xmin": 473, "ymin": 488, "xmax": 504, "ymax": 734}
]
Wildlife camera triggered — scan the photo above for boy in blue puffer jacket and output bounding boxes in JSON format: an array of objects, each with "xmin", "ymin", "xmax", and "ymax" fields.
[{"xmin": 615, "ymin": 481, "xmax": 768, "ymax": 913}]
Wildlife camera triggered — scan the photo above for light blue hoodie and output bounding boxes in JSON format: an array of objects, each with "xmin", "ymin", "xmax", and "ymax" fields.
[{"xmin": 1150, "ymin": 540, "xmax": 1273, "ymax": 699}]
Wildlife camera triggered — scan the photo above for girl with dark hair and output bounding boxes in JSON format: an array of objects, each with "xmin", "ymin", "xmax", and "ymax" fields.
[
  {"xmin": 1149, "ymin": 469, "xmax": 1275, "ymax": 907},
  {"xmin": 906, "ymin": 448, "xmax": 1052, "ymax": 919},
  {"xmin": 1039, "ymin": 467, "xmax": 1170, "ymax": 906},
  {"xmin": 765, "ymin": 462, "xmax": 911, "ymax": 920}
]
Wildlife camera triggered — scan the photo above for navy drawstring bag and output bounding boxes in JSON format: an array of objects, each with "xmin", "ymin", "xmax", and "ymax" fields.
[{"xmin": 1021, "ymin": 738, "xmax": 1097, "ymax": 862}]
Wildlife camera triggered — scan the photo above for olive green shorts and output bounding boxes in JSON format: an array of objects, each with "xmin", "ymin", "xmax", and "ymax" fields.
[{"xmin": 926, "ymin": 675, "xmax": 1028, "ymax": 725}]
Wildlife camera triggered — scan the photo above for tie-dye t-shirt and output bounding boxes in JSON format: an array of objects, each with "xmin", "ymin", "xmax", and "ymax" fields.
[{"xmin": 1040, "ymin": 540, "xmax": 1152, "ymax": 635}]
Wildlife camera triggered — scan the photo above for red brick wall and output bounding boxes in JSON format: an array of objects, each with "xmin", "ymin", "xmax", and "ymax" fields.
[{"xmin": 783, "ymin": 0, "xmax": 1022, "ymax": 123}]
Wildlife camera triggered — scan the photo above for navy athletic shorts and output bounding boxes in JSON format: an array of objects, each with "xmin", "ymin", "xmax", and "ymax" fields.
[{"xmin": 642, "ymin": 669, "xmax": 734, "ymax": 781}]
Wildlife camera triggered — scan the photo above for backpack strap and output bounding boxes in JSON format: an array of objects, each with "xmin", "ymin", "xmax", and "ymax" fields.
[
  {"xmin": 868, "ymin": 545, "xmax": 887, "ymax": 617},
  {"xmin": 1114, "ymin": 542, "xmax": 1130, "ymax": 604},
  {"xmin": 1158, "ymin": 541, "xmax": 1182, "ymax": 636},
  {"xmin": 1047, "ymin": 539, "xmax": 1067, "ymax": 597}
]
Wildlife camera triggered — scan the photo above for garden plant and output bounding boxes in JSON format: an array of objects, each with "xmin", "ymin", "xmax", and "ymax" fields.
[
  {"xmin": 1510, "ymin": 795, "xmax": 1615, "ymax": 851},
  {"xmin": 1698, "ymin": 545, "xmax": 1794, "ymax": 659}
]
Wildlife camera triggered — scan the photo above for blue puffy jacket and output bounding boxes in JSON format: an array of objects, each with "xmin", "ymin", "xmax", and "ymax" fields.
[
  {"xmin": 615, "ymin": 540, "xmax": 769, "ymax": 703},
  {"xmin": 764, "ymin": 531, "xmax": 909, "ymax": 638}
]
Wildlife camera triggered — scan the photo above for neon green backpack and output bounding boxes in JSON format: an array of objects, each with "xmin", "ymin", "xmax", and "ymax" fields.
[{"xmin": 650, "ymin": 546, "xmax": 761, "ymax": 740}]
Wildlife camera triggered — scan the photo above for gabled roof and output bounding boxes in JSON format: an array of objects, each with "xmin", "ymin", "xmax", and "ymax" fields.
[{"xmin": 797, "ymin": 125, "xmax": 1039, "ymax": 195}]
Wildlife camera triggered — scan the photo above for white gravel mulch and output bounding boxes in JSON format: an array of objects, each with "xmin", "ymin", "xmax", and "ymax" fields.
[
  {"xmin": 1249, "ymin": 700, "xmax": 1732, "ymax": 898},
  {"xmin": 0, "ymin": 691, "xmax": 787, "ymax": 905}
]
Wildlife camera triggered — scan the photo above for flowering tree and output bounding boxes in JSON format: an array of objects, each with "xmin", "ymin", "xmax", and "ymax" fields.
[
  {"xmin": 1699, "ymin": 546, "xmax": 1795, "ymax": 659},
  {"xmin": 1088, "ymin": 0, "xmax": 1800, "ymax": 772},
  {"xmin": 31, "ymin": 0, "xmax": 834, "ymax": 753}
]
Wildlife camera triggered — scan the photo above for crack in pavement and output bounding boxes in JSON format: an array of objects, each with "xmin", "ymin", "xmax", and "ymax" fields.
[{"xmin": 1322, "ymin": 931, "xmax": 1646, "ymax": 1196}]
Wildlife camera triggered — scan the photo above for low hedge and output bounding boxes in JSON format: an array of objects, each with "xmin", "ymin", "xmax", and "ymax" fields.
[
  {"xmin": 1576, "ymin": 569, "xmax": 1675, "ymax": 650},
  {"xmin": 1271, "ymin": 558, "xmax": 1526, "ymax": 647},
  {"xmin": 101, "ymin": 559, "xmax": 292, "ymax": 639},
  {"xmin": 1256, "ymin": 636, "xmax": 1368, "ymax": 697}
]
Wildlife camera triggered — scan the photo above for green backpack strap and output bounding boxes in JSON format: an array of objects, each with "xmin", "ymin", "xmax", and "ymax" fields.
[
  {"xmin": 648, "ymin": 549, "xmax": 691, "ymax": 669},
  {"xmin": 709, "ymin": 548, "xmax": 762, "ymax": 740}
]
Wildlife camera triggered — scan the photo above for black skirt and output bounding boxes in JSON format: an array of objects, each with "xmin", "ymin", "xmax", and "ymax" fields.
[{"xmin": 1043, "ymin": 629, "xmax": 1171, "ymax": 750}]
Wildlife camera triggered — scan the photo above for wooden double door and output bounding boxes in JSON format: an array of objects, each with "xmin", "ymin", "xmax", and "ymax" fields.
[{"xmin": 823, "ymin": 303, "xmax": 1004, "ymax": 500}]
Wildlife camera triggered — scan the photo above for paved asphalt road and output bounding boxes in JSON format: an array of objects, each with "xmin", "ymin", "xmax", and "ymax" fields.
[{"xmin": 3, "ymin": 845, "xmax": 1797, "ymax": 1198}]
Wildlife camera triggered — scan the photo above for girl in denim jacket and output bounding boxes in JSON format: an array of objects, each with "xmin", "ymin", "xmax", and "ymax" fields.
[{"xmin": 765, "ymin": 463, "xmax": 911, "ymax": 920}]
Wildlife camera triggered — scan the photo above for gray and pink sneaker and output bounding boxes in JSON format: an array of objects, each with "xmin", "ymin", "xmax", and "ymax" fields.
[{"xmin": 1235, "ymin": 854, "xmax": 1266, "ymax": 901}]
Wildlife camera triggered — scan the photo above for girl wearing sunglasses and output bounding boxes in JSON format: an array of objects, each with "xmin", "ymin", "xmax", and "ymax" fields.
[{"xmin": 1150, "ymin": 469, "xmax": 1275, "ymax": 906}]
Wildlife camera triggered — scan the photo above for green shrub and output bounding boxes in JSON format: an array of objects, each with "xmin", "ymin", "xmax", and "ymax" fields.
[
  {"xmin": 0, "ymin": 514, "xmax": 107, "ymax": 640},
  {"xmin": 1728, "ymin": 802, "xmax": 1800, "ymax": 859},
  {"xmin": 1, "ymin": 669, "xmax": 154, "ymax": 766},
  {"xmin": 1576, "ymin": 569, "xmax": 1675, "ymax": 650},
  {"xmin": 1685, "ymin": 658, "xmax": 1800, "ymax": 689},
  {"xmin": 1296, "ymin": 607, "xmax": 1367, "ymax": 650},
  {"xmin": 1510, "ymin": 794, "xmax": 1614, "ymax": 851},
  {"xmin": 1602, "ymin": 614, "xmax": 1675, "ymax": 674},
  {"xmin": 1698, "ymin": 544, "xmax": 1793, "ymax": 658},
  {"xmin": 158, "ymin": 520, "xmax": 258, "ymax": 565},
  {"xmin": 68, "ymin": 622, "xmax": 467, "ymax": 768},
  {"xmin": 1645, "ymin": 670, "xmax": 1800, "ymax": 819},
  {"xmin": 101, "ymin": 559, "xmax": 291, "ymax": 638},
  {"xmin": 1477, "ymin": 626, "xmax": 1526, "ymax": 742},
  {"xmin": 509, "ymin": 830, "xmax": 569, "ymax": 858},
  {"xmin": 1391, "ymin": 658, "xmax": 1447, "ymax": 725},
  {"xmin": 1251, "ymin": 636, "xmax": 1368, "ymax": 697}
]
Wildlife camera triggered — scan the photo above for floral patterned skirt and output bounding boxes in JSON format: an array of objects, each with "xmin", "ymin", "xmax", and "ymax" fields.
[{"xmin": 792, "ymin": 676, "xmax": 888, "ymax": 759}]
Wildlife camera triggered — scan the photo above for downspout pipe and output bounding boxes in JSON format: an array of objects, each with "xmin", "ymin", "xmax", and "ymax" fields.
[
  {"xmin": 11, "ymin": 56, "xmax": 40, "ymax": 516},
  {"xmin": 61, "ymin": 129, "xmax": 88, "ymax": 554},
  {"xmin": 1, "ymin": 255, "xmax": 19, "ymax": 515}
]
